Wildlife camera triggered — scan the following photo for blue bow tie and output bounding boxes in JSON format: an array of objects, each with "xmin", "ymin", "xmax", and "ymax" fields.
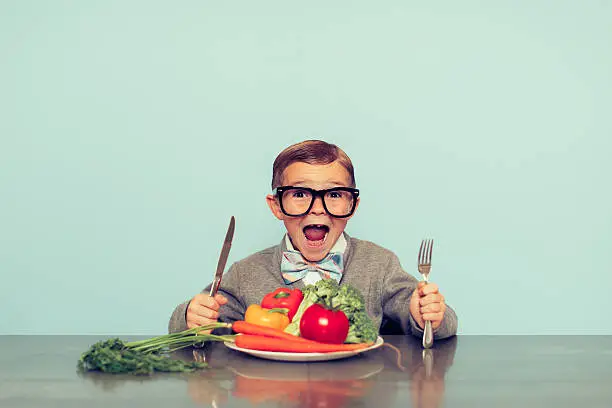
[{"xmin": 281, "ymin": 250, "xmax": 344, "ymax": 284}]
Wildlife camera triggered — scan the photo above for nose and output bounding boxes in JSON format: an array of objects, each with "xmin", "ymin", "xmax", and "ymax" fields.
[{"xmin": 309, "ymin": 195, "xmax": 325, "ymax": 215}]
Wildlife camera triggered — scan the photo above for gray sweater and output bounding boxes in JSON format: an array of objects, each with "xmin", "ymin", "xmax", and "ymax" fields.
[{"xmin": 168, "ymin": 234, "xmax": 458, "ymax": 339}]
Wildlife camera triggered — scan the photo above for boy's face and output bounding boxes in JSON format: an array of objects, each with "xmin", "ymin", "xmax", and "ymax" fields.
[{"xmin": 266, "ymin": 160, "xmax": 359, "ymax": 262}]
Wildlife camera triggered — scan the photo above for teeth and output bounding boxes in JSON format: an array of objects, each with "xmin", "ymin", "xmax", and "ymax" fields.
[{"xmin": 303, "ymin": 224, "xmax": 329, "ymax": 232}]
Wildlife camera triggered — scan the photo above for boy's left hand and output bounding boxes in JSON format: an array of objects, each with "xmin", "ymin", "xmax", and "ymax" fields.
[{"xmin": 409, "ymin": 281, "xmax": 446, "ymax": 330}]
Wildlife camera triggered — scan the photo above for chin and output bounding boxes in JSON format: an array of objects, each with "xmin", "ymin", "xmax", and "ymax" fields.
[{"xmin": 301, "ymin": 249, "xmax": 328, "ymax": 262}]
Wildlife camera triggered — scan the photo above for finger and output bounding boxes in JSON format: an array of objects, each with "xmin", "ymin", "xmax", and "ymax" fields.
[
  {"xmin": 420, "ymin": 303, "xmax": 442, "ymax": 314},
  {"xmin": 422, "ymin": 312, "xmax": 445, "ymax": 322},
  {"xmin": 189, "ymin": 304, "xmax": 220, "ymax": 320},
  {"xmin": 195, "ymin": 295, "xmax": 221, "ymax": 311},
  {"xmin": 420, "ymin": 283, "xmax": 439, "ymax": 296},
  {"xmin": 417, "ymin": 281, "xmax": 426, "ymax": 290},
  {"xmin": 214, "ymin": 294, "xmax": 228, "ymax": 305},
  {"xmin": 419, "ymin": 293, "xmax": 444, "ymax": 306}
]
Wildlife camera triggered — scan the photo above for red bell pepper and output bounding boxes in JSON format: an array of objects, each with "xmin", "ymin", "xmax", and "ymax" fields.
[{"xmin": 261, "ymin": 288, "xmax": 303, "ymax": 321}]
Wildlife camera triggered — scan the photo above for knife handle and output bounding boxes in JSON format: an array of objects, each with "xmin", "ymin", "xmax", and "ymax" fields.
[{"xmin": 209, "ymin": 278, "xmax": 221, "ymax": 297}]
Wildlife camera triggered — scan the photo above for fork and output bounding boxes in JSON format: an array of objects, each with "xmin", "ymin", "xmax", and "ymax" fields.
[{"xmin": 418, "ymin": 239, "xmax": 434, "ymax": 349}]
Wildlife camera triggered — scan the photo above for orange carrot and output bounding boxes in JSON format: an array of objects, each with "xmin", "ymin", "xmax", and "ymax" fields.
[
  {"xmin": 231, "ymin": 320, "xmax": 314, "ymax": 343},
  {"xmin": 234, "ymin": 335, "xmax": 371, "ymax": 353}
]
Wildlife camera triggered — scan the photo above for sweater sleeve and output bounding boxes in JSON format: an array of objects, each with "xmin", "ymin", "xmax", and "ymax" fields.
[
  {"xmin": 167, "ymin": 262, "xmax": 246, "ymax": 336},
  {"xmin": 381, "ymin": 252, "xmax": 458, "ymax": 340}
]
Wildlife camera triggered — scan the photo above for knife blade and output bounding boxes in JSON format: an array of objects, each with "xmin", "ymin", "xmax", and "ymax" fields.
[{"xmin": 209, "ymin": 216, "xmax": 235, "ymax": 297}]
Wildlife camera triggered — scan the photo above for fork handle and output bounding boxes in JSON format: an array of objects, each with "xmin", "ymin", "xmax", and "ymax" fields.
[
  {"xmin": 421, "ymin": 274, "xmax": 434, "ymax": 349},
  {"xmin": 423, "ymin": 320, "xmax": 433, "ymax": 349}
]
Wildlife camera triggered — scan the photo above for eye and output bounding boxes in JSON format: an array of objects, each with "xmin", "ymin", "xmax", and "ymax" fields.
[
  {"xmin": 290, "ymin": 188, "xmax": 310, "ymax": 199},
  {"xmin": 327, "ymin": 190, "xmax": 344, "ymax": 199}
]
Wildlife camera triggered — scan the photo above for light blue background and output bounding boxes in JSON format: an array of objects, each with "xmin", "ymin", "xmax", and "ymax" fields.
[{"xmin": 1, "ymin": 1, "xmax": 610, "ymax": 335}]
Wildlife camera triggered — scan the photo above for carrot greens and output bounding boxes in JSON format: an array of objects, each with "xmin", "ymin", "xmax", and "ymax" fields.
[{"xmin": 77, "ymin": 323, "xmax": 235, "ymax": 375}]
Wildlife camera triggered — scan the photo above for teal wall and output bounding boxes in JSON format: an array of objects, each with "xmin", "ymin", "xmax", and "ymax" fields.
[{"xmin": 1, "ymin": 1, "xmax": 610, "ymax": 335}]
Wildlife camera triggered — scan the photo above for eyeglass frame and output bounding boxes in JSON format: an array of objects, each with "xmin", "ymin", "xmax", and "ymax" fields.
[{"xmin": 274, "ymin": 185, "xmax": 360, "ymax": 218}]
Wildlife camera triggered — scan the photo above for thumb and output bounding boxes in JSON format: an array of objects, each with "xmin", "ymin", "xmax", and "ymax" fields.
[{"xmin": 417, "ymin": 281, "xmax": 426, "ymax": 293}]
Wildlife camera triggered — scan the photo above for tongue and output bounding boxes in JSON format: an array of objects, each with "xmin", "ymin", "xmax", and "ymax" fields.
[{"xmin": 304, "ymin": 226, "xmax": 327, "ymax": 241}]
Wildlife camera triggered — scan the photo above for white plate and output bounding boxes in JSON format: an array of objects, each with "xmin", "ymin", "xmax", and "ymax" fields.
[{"xmin": 223, "ymin": 336, "xmax": 384, "ymax": 362}]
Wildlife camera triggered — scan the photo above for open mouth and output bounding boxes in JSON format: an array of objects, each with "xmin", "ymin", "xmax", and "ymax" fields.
[{"xmin": 303, "ymin": 224, "xmax": 329, "ymax": 246}]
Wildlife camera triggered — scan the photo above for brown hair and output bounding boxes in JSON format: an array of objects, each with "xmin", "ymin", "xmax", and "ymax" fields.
[{"xmin": 271, "ymin": 140, "xmax": 355, "ymax": 189}]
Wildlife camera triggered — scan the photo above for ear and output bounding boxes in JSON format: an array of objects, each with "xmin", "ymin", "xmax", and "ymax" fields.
[{"xmin": 266, "ymin": 194, "xmax": 284, "ymax": 220}]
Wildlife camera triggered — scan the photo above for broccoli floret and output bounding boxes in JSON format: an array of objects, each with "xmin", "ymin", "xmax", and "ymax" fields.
[
  {"xmin": 313, "ymin": 278, "xmax": 339, "ymax": 306},
  {"xmin": 328, "ymin": 282, "xmax": 376, "ymax": 343},
  {"xmin": 345, "ymin": 310, "xmax": 378, "ymax": 344},
  {"xmin": 331, "ymin": 284, "xmax": 365, "ymax": 319}
]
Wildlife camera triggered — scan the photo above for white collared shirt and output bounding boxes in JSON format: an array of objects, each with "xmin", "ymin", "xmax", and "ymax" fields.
[{"xmin": 284, "ymin": 232, "xmax": 347, "ymax": 285}]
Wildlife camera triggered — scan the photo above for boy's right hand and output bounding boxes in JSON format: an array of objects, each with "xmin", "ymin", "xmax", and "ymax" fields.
[{"xmin": 186, "ymin": 293, "xmax": 228, "ymax": 329}]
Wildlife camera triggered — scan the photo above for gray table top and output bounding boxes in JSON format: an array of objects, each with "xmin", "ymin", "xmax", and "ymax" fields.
[{"xmin": 1, "ymin": 335, "xmax": 611, "ymax": 408}]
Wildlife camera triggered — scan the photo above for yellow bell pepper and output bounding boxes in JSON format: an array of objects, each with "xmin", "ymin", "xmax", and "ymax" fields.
[{"xmin": 244, "ymin": 304, "xmax": 290, "ymax": 330}]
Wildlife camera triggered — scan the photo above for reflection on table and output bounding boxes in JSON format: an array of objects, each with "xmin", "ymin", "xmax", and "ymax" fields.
[
  {"xmin": 179, "ymin": 335, "xmax": 458, "ymax": 408},
  {"xmin": 4, "ymin": 334, "xmax": 611, "ymax": 407}
]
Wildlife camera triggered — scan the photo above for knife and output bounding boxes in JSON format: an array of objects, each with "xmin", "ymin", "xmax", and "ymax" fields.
[{"xmin": 209, "ymin": 216, "xmax": 235, "ymax": 297}]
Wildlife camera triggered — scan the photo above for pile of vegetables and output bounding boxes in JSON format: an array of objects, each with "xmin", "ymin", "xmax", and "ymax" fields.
[
  {"xmin": 244, "ymin": 280, "xmax": 378, "ymax": 345},
  {"xmin": 284, "ymin": 279, "xmax": 378, "ymax": 344},
  {"xmin": 78, "ymin": 280, "xmax": 378, "ymax": 375}
]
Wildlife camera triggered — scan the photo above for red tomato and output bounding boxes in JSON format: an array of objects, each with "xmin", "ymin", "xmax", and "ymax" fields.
[{"xmin": 299, "ymin": 303, "xmax": 349, "ymax": 344}]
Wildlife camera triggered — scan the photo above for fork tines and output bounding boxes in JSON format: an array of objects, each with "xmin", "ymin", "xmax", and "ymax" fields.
[{"xmin": 418, "ymin": 239, "xmax": 434, "ymax": 265}]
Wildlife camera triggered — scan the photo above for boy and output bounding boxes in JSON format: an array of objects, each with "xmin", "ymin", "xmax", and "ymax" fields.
[{"xmin": 168, "ymin": 140, "xmax": 458, "ymax": 339}]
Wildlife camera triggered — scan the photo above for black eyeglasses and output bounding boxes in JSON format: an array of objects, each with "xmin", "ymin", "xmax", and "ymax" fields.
[{"xmin": 274, "ymin": 186, "xmax": 360, "ymax": 218}]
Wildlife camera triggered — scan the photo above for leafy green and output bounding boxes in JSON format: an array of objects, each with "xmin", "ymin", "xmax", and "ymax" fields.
[
  {"xmin": 284, "ymin": 279, "xmax": 378, "ymax": 343},
  {"xmin": 283, "ymin": 284, "xmax": 319, "ymax": 336},
  {"xmin": 77, "ymin": 338, "xmax": 207, "ymax": 375},
  {"xmin": 77, "ymin": 324, "xmax": 235, "ymax": 375}
]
